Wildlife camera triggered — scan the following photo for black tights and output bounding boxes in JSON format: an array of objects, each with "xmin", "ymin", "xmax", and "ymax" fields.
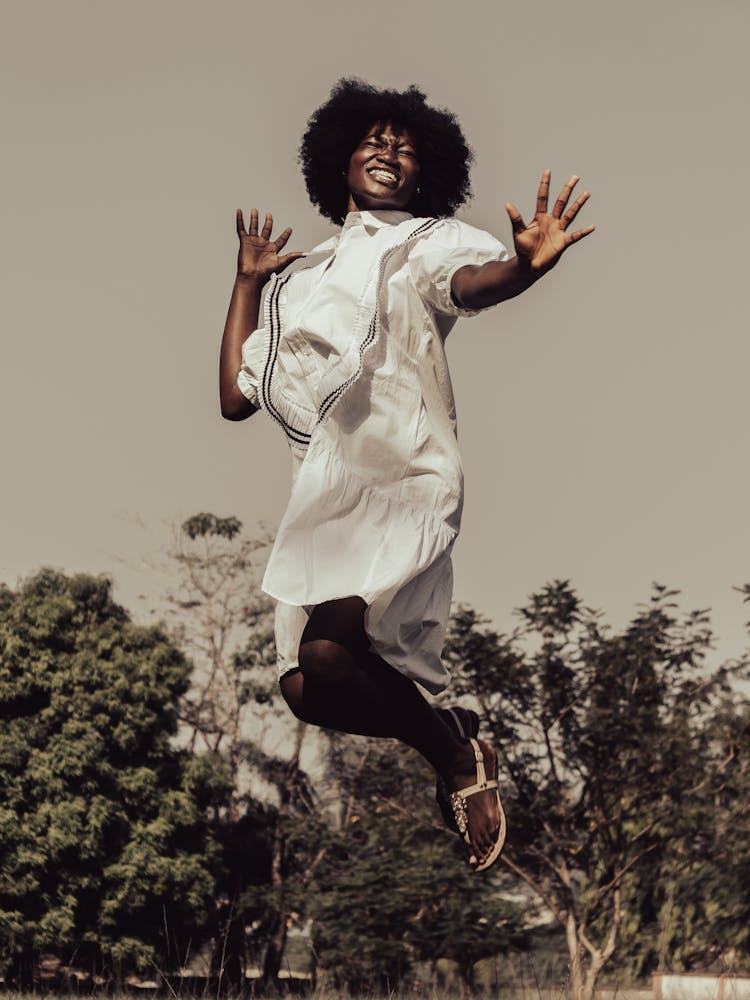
[{"xmin": 279, "ymin": 596, "xmax": 463, "ymax": 777}]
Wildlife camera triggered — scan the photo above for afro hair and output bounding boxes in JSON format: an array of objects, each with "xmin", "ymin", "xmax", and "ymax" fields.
[{"xmin": 299, "ymin": 78, "xmax": 473, "ymax": 225}]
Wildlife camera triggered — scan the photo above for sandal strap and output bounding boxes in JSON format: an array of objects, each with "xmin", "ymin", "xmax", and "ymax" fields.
[
  {"xmin": 455, "ymin": 778, "xmax": 499, "ymax": 800},
  {"xmin": 446, "ymin": 707, "xmax": 465, "ymax": 737},
  {"xmin": 452, "ymin": 739, "xmax": 497, "ymax": 801},
  {"xmin": 468, "ymin": 737, "xmax": 486, "ymax": 786}
]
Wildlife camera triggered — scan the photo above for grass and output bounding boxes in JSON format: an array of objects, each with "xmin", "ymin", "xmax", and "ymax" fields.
[{"xmin": 0, "ymin": 988, "xmax": 654, "ymax": 1000}]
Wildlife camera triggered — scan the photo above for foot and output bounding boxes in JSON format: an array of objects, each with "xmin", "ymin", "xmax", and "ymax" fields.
[
  {"xmin": 444, "ymin": 738, "xmax": 505, "ymax": 871},
  {"xmin": 437, "ymin": 705, "xmax": 480, "ymax": 741},
  {"xmin": 435, "ymin": 707, "xmax": 480, "ymax": 831}
]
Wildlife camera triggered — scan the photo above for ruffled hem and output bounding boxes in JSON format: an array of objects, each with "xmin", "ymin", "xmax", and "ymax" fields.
[{"xmin": 261, "ymin": 431, "xmax": 457, "ymax": 610}]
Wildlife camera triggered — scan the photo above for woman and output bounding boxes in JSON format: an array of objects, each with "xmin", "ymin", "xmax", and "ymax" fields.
[{"xmin": 219, "ymin": 80, "xmax": 594, "ymax": 872}]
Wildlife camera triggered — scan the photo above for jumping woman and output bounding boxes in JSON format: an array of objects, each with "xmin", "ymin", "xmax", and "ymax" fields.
[{"xmin": 219, "ymin": 79, "xmax": 594, "ymax": 872}]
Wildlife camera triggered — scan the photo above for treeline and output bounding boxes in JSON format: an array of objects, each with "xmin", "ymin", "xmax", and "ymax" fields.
[{"xmin": 1, "ymin": 515, "xmax": 750, "ymax": 1000}]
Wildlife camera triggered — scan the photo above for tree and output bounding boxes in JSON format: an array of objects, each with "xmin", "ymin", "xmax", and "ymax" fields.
[
  {"xmin": 0, "ymin": 569, "xmax": 225, "ymax": 985},
  {"xmin": 307, "ymin": 735, "xmax": 528, "ymax": 992},
  {"xmin": 444, "ymin": 581, "xmax": 748, "ymax": 1000},
  {"xmin": 162, "ymin": 512, "xmax": 277, "ymax": 816},
  {"xmin": 648, "ymin": 693, "xmax": 750, "ymax": 975},
  {"xmin": 159, "ymin": 514, "xmax": 323, "ymax": 988}
]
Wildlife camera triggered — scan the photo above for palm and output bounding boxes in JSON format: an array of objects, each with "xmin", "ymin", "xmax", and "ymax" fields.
[
  {"xmin": 236, "ymin": 208, "xmax": 303, "ymax": 282},
  {"xmin": 239, "ymin": 234, "xmax": 285, "ymax": 274},
  {"xmin": 507, "ymin": 171, "xmax": 594, "ymax": 276}
]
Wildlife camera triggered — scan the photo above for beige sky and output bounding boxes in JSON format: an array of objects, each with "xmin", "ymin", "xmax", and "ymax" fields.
[{"xmin": 2, "ymin": 0, "xmax": 749, "ymax": 665}]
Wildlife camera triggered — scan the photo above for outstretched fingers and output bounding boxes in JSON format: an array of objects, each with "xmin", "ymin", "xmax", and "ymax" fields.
[
  {"xmin": 566, "ymin": 223, "xmax": 596, "ymax": 245},
  {"xmin": 560, "ymin": 189, "xmax": 590, "ymax": 229},
  {"xmin": 236, "ymin": 209, "xmax": 298, "ymax": 247},
  {"xmin": 276, "ymin": 250, "xmax": 307, "ymax": 273},
  {"xmin": 273, "ymin": 226, "xmax": 294, "ymax": 250},
  {"xmin": 505, "ymin": 201, "xmax": 527, "ymax": 235},
  {"xmin": 536, "ymin": 168, "xmax": 551, "ymax": 216},
  {"xmin": 551, "ymin": 175, "xmax": 580, "ymax": 219}
]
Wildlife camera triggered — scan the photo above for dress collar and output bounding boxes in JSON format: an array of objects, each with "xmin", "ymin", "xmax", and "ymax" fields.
[
  {"xmin": 304, "ymin": 210, "xmax": 414, "ymax": 258},
  {"xmin": 341, "ymin": 209, "xmax": 414, "ymax": 233}
]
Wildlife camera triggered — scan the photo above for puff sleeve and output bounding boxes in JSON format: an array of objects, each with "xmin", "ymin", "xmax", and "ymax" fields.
[
  {"xmin": 408, "ymin": 218, "xmax": 509, "ymax": 318},
  {"xmin": 236, "ymin": 330, "xmax": 266, "ymax": 407}
]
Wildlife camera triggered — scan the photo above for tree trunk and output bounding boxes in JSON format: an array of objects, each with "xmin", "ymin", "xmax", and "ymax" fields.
[
  {"xmin": 261, "ymin": 721, "xmax": 306, "ymax": 988},
  {"xmin": 565, "ymin": 912, "xmax": 606, "ymax": 1000},
  {"xmin": 262, "ymin": 912, "xmax": 289, "ymax": 986},
  {"xmin": 582, "ymin": 956, "xmax": 606, "ymax": 1000},
  {"xmin": 459, "ymin": 957, "xmax": 475, "ymax": 996},
  {"xmin": 260, "ymin": 806, "xmax": 290, "ymax": 985},
  {"xmin": 564, "ymin": 888, "xmax": 623, "ymax": 1000},
  {"xmin": 565, "ymin": 910, "xmax": 585, "ymax": 1000},
  {"xmin": 213, "ymin": 902, "xmax": 245, "ymax": 993}
]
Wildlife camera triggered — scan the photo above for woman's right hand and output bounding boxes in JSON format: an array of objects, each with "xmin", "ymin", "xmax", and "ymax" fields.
[{"xmin": 236, "ymin": 208, "xmax": 305, "ymax": 284}]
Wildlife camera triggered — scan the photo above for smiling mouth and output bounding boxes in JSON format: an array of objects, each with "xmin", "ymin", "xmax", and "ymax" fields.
[{"xmin": 367, "ymin": 166, "xmax": 399, "ymax": 186}]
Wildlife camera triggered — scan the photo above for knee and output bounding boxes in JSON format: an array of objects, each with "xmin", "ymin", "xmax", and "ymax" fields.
[
  {"xmin": 298, "ymin": 638, "xmax": 351, "ymax": 685},
  {"xmin": 279, "ymin": 670, "xmax": 308, "ymax": 721}
]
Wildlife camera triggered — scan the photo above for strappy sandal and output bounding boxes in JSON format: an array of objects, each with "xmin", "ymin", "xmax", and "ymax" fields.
[
  {"xmin": 449, "ymin": 737, "xmax": 506, "ymax": 873},
  {"xmin": 435, "ymin": 707, "xmax": 480, "ymax": 831}
]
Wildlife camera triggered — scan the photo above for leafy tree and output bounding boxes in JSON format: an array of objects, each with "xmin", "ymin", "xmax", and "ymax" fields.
[
  {"xmin": 238, "ymin": 722, "xmax": 330, "ymax": 985},
  {"xmin": 161, "ymin": 516, "xmax": 534, "ymax": 990},
  {"xmin": 0, "ymin": 569, "xmax": 226, "ymax": 984},
  {"xmin": 307, "ymin": 736, "xmax": 528, "ymax": 991},
  {"xmin": 160, "ymin": 515, "xmax": 324, "ymax": 988},
  {"xmin": 647, "ymin": 693, "xmax": 750, "ymax": 975},
  {"xmin": 444, "ymin": 581, "xmax": 748, "ymax": 1000},
  {"xmin": 163, "ymin": 512, "xmax": 276, "ymax": 814}
]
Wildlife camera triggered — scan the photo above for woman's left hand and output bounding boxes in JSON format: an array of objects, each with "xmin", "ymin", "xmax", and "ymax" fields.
[{"xmin": 506, "ymin": 170, "xmax": 595, "ymax": 277}]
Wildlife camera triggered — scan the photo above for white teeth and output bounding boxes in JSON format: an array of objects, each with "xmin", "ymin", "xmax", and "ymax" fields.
[{"xmin": 370, "ymin": 168, "xmax": 398, "ymax": 183}]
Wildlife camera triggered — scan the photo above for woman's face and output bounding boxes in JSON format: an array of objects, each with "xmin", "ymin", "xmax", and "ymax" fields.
[{"xmin": 345, "ymin": 122, "xmax": 421, "ymax": 214}]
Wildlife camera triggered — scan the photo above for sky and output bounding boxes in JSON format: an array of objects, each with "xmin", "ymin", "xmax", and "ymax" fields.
[{"xmin": 2, "ymin": 0, "xmax": 749, "ymax": 668}]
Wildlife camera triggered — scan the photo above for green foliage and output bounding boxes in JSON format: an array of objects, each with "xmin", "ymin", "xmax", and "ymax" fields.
[
  {"xmin": 444, "ymin": 582, "xmax": 750, "ymax": 996},
  {"xmin": 649, "ymin": 697, "xmax": 750, "ymax": 974},
  {"xmin": 182, "ymin": 513, "xmax": 242, "ymax": 541},
  {"xmin": 162, "ymin": 515, "xmax": 302, "ymax": 986},
  {"xmin": 10, "ymin": 532, "xmax": 749, "ymax": 992},
  {"xmin": 307, "ymin": 738, "xmax": 527, "ymax": 991},
  {"xmin": 165, "ymin": 515, "xmax": 276, "ymax": 768},
  {"xmin": 0, "ymin": 569, "xmax": 227, "ymax": 981}
]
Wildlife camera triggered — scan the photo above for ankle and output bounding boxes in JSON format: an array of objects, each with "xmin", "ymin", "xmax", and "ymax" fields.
[{"xmin": 439, "ymin": 737, "xmax": 475, "ymax": 781}]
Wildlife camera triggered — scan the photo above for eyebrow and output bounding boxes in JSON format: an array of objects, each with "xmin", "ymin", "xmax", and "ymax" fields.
[{"xmin": 370, "ymin": 132, "xmax": 416, "ymax": 148}]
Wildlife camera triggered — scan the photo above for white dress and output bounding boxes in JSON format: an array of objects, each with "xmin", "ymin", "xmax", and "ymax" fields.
[{"xmin": 238, "ymin": 209, "xmax": 507, "ymax": 693}]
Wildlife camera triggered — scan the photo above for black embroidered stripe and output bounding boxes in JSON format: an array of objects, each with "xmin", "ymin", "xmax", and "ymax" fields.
[
  {"xmin": 317, "ymin": 313, "xmax": 378, "ymax": 422},
  {"xmin": 261, "ymin": 217, "xmax": 443, "ymax": 448},
  {"xmin": 317, "ymin": 218, "xmax": 440, "ymax": 422},
  {"xmin": 261, "ymin": 273, "xmax": 312, "ymax": 447}
]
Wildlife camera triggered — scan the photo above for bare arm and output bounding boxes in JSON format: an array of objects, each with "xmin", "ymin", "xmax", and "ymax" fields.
[
  {"xmin": 219, "ymin": 272, "xmax": 263, "ymax": 420},
  {"xmin": 451, "ymin": 170, "xmax": 595, "ymax": 311},
  {"xmin": 219, "ymin": 209, "xmax": 304, "ymax": 420}
]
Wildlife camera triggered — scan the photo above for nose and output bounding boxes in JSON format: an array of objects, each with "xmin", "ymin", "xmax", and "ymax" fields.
[{"xmin": 377, "ymin": 145, "xmax": 398, "ymax": 164}]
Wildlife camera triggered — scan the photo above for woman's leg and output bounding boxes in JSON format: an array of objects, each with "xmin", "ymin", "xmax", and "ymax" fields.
[
  {"xmin": 279, "ymin": 596, "xmax": 501, "ymax": 862},
  {"xmin": 280, "ymin": 597, "xmax": 459, "ymax": 771}
]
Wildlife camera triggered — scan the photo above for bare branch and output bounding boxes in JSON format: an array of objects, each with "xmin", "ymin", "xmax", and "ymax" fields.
[
  {"xmin": 602, "ymin": 887, "xmax": 623, "ymax": 963},
  {"xmin": 532, "ymin": 832, "xmax": 574, "ymax": 889},
  {"xmin": 342, "ymin": 746, "xmax": 371, "ymax": 830},
  {"xmin": 578, "ymin": 922, "xmax": 596, "ymax": 959},
  {"xmin": 501, "ymin": 854, "xmax": 566, "ymax": 925},
  {"xmin": 594, "ymin": 842, "xmax": 658, "ymax": 904},
  {"xmin": 300, "ymin": 845, "xmax": 328, "ymax": 886}
]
